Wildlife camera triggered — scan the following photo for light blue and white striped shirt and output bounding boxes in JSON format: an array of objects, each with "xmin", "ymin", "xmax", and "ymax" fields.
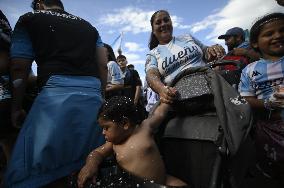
[{"xmin": 239, "ymin": 57, "xmax": 284, "ymax": 99}]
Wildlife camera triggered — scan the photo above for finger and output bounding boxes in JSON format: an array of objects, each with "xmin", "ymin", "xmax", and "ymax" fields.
[
  {"xmin": 160, "ymin": 97, "xmax": 173, "ymax": 104},
  {"xmin": 168, "ymin": 87, "xmax": 177, "ymax": 96},
  {"xmin": 274, "ymin": 93, "xmax": 284, "ymax": 99},
  {"xmin": 209, "ymin": 47, "xmax": 217, "ymax": 57},
  {"xmin": 92, "ymin": 175, "xmax": 97, "ymax": 185},
  {"xmin": 164, "ymin": 86, "xmax": 176, "ymax": 97},
  {"xmin": 213, "ymin": 45, "xmax": 224, "ymax": 57}
]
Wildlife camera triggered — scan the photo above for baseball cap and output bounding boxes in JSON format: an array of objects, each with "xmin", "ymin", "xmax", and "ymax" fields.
[{"xmin": 218, "ymin": 27, "xmax": 245, "ymax": 39}]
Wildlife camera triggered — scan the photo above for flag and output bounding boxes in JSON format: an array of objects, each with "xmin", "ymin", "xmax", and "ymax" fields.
[{"xmin": 111, "ymin": 32, "xmax": 123, "ymax": 56}]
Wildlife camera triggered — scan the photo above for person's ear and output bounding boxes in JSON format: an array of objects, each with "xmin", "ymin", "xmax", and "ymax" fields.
[{"xmin": 122, "ymin": 118, "xmax": 130, "ymax": 130}]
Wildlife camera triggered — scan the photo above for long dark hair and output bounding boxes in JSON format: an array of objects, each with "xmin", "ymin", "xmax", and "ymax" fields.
[
  {"xmin": 148, "ymin": 10, "xmax": 170, "ymax": 50},
  {"xmin": 104, "ymin": 43, "xmax": 117, "ymax": 62},
  {"xmin": 250, "ymin": 12, "xmax": 284, "ymax": 53}
]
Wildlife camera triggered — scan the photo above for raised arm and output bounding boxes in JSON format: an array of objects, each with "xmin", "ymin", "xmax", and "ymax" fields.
[
  {"xmin": 77, "ymin": 142, "xmax": 113, "ymax": 188},
  {"xmin": 141, "ymin": 102, "xmax": 170, "ymax": 133}
]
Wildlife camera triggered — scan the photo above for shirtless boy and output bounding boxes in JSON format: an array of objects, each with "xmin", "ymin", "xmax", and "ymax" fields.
[{"xmin": 77, "ymin": 95, "xmax": 187, "ymax": 187}]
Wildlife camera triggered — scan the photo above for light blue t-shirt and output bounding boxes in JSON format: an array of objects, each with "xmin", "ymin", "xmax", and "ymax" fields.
[
  {"xmin": 107, "ymin": 61, "xmax": 124, "ymax": 85},
  {"xmin": 239, "ymin": 57, "xmax": 284, "ymax": 99},
  {"xmin": 145, "ymin": 34, "xmax": 207, "ymax": 85}
]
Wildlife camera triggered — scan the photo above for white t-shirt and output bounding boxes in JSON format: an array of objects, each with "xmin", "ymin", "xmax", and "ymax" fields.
[{"xmin": 145, "ymin": 34, "xmax": 207, "ymax": 85}]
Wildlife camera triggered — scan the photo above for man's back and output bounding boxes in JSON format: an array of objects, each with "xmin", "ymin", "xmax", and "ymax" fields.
[{"xmin": 13, "ymin": 9, "xmax": 100, "ymax": 87}]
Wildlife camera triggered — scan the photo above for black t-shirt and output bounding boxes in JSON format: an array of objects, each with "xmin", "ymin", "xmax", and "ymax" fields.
[
  {"xmin": 122, "ymin": 68, "xmax": 142, "ymax": 100},
  {"xmin": 13, "ymin": 9, "xmax": 101, "ymax": 87}
]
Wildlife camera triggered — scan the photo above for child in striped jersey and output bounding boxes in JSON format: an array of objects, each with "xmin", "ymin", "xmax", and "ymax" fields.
[{"xmin": 239, "ymin": 12, "xmax": 284, "ymax": 186}]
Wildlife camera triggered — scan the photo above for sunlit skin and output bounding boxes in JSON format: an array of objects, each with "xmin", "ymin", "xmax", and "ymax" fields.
[
  {"xmin": 77, "ymin": 103, "xmax": 187, "ymax": 187},
  {"xmin": 252, "ymin": 19, "xmax": 284, "ymax": 62},
  {"xmin": 152, "ymin": 11, "xmax": 173, "ymax": 45},
  {"xmin": 91, "ymin": 116, "xmax": 167, "ymax": 184}
]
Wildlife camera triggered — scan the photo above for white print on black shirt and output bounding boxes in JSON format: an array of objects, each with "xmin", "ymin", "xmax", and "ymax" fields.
[{"xmin": 34, "ymin": 10, "xmax": 82, "ymax": 21}]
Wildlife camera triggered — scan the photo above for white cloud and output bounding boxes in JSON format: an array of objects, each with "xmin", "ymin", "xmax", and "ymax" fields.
[
  {"xmin": 123, "ymin": 53, "xmax": 145, "ymax": 65},
  {"xmin": 99, "ymin": 7, "xmax": 191, "ymax": 34},
  {"xmin": 124, "ymin": 42, "xmax": 147, "ymax": 52},
  {"xmin": 0, "ymin": 4, "xmax": 27, "ymax": 28},
  {"xmin": 190, "ymin": 0, "xmax": 284, "ymax": 43}
]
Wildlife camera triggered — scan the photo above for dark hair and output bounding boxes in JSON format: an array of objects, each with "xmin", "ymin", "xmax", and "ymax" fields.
[
  {"xmin": 0, "ymin": 10, "xmax": 12, "ymax": 51},
  {"xmin": 104, "ymin": 43, "xmax": 116, "ymax": 62},
  {"xmin": 117, "ymin": 54, "xmax": 127, "ymax": 60},
  {"xmin": 148, "ymin": 10, "xmax": 170, "ymax": 50},
  {"xmin": 127, "ymin": 64, "xmax": 134, "ymax": 69},
  {"xmin": 99, "ymin": 96, "xmax": 138, "ymax": 125},
  {"xmin": 31, "ymin": 0, "xmax": 64, "ymax": 10},
  {"xmin": 250, "ymin": 12, "xmax": 284, "ymax": 53}
]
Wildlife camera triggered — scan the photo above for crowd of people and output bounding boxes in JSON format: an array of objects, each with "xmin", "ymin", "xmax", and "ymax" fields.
[{"xmin": 0, "ymin": 0, "xmax": 284, "ymax": 187}]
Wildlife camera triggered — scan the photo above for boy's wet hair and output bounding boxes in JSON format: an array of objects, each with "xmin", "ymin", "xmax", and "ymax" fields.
[
  {"xmin": 250, "ymin": 12, "xmax": 284, "ymax": 53},
  {"xmin": 99, "ymin": 96, "xmax": 139, "ymax": 125}
]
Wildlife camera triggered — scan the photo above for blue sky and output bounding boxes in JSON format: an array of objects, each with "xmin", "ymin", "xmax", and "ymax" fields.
[{"xmin": 1, "ymin": 0, "xmax": 283, "ymax": 83}]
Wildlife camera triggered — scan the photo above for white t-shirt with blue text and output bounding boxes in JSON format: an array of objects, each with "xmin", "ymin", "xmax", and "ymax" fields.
[{"xmin": 145, "ymin": 34, "xmax": 207, "ymax": 85}]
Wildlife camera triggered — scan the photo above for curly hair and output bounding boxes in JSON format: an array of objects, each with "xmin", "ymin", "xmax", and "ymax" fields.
[
  {"xmin": 250, "ymin": 12, "xmax": 284, "ymax": 53},
  {"xmin": 99, "ymin": 96, "xmax": 139, "ymax": 125}
]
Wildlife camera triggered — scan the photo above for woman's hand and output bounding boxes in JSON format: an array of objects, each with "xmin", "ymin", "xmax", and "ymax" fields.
[
  {"xmin": 205, "ymin": 44, "xmax": 225, "ymax": 62},
  {"xmin": 159, "ymin": 85, "xmax": 177, "ymax": 104}
]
